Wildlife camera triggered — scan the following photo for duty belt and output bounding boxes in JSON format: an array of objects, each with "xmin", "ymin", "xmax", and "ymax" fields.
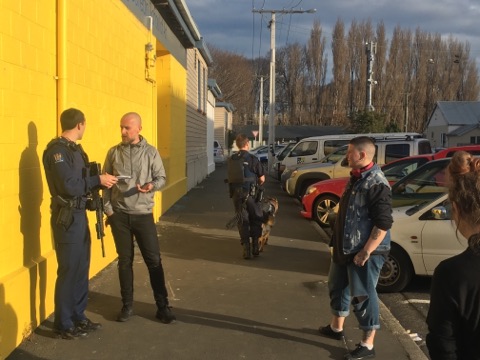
[{"xmin": 52, "ymin": 195, "xmax": 85, "ymax": 209}]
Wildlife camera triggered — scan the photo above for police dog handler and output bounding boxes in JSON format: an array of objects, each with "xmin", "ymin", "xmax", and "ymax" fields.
[
  {"xmin": 43, "ymin": 108, "xmax": 118, "ymax": 339},
  {"xmin": 103, "ymin": 112, "xmax": 175, "ymax": 324},
  {"xmin": 228, "ymin": 134, "xmax": 265, "ymax": 259}
]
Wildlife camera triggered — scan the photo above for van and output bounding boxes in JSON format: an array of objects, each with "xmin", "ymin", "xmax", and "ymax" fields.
[
  {"xmin": 281, "ymin": 132, "xmax": 427, "ymax": 169},
  {"xmin": 284, "ymin": 136, "xmax": 433, "ymax": 198}
]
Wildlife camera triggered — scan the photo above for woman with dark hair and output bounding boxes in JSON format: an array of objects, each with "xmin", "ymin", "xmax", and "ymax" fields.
[{"xmin": 426, "ymin": 151, "xmax": 480, "ymax": 360}]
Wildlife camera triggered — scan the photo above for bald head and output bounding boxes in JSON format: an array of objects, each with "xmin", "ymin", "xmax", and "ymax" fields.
[{"xmin": 120, "ymin": 112, "xmax": 142, "ymax": 144}]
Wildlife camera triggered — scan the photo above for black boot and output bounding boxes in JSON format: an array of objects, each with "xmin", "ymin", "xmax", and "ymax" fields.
[
  {"xmin": 242, "ymin": 242, "xmax": 251, "ymax": 259},
  {"xmin": 252, "ymin": 238, "xmax": 259, "ymax": 257}
]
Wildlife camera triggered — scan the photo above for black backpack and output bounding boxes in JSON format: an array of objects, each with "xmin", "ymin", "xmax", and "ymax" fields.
[{"xmin": 227, "ymin": 152, "xmax": 256, "ymax": 184}]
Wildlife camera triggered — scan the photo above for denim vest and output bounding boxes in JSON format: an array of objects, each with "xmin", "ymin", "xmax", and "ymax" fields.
[{"xmin": 342, "ymin": 164, "xmax": 391, "ymax": 255}]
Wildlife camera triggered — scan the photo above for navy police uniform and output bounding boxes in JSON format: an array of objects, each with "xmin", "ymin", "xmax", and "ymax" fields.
[
  {"xmin": 229, "ymin": 150, "xmax": 265, "ymax": 258},
  {"xmin": 43, "ymin": 137, "xmax": 100, "ymax": 332}
]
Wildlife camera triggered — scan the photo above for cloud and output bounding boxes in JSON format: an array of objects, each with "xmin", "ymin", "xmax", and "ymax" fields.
[{"xmin": 185, "ymin": 0, "xmax": 480, "ymax": 68}]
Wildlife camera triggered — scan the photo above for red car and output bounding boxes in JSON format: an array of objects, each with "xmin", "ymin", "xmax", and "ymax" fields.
[{"xmin": 301, "ymin": 145, "xmax": 480, "ymax": 227}]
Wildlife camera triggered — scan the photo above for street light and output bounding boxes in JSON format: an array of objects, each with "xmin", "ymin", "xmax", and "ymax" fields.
[{"xmin": 252, "ymin": 7, "xmax": 316, "ymax": 171}]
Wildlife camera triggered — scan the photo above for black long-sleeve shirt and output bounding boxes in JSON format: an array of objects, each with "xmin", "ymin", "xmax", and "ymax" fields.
[{"xmin": 426, "ymin": 246, "xmax": 480, "ymax": 360}]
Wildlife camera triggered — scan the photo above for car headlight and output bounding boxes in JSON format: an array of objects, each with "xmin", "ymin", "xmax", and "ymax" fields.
[
  {"xmin": 305, "ymin": 186, "xmax": 317, "ymax": 195},
  {"xmin": 291, "ymin": 170, "xmax": 298, "ymax": 178}
]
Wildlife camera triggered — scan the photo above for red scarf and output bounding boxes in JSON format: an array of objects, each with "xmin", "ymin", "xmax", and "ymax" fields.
[{"xmin": 351, "ymin": 162, "xmax": 374, "ymax": 178}]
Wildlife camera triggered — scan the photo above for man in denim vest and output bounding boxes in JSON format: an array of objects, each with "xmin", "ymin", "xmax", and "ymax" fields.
[{"xmin": 319, "ymin": 136, "xmax": 393, "ymax": 360}]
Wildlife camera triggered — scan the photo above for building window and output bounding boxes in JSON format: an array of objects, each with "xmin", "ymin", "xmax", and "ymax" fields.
[
  {"xmin": 197, "ymin": 60, "xmax": 202, "ymax": 111},
  {"xmin": 470, "ymin": 136, "xmax": 480, "ymax": 144},
  {"xmin": 441, "ymin": 133, "xmax": 446, "ymax": 147}
]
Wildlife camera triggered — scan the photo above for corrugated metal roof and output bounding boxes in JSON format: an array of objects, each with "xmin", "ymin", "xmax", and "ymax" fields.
[
  {"xmin": 448, "ymin": 123, "xmax": 480, "ymax": 136},
  {"xmin": 436, "ymin": 101, "xmax": 480, "ymax": 125}
]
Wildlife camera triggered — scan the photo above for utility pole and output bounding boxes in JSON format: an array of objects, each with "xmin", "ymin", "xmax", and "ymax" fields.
[
  {"xmin": 365, "ymin": 41, "xmax": 376, "ymax": 112},
  {"xmin": 258, "ymin": 75, "xmax": 264, "ymax": 146},
  {"xmin": 252, "ymin": 7, "xmax": 316, "ymax": 170},
  {"xmin": 404, "ymin": 92, "xmax": 409, "ymax": 132}
]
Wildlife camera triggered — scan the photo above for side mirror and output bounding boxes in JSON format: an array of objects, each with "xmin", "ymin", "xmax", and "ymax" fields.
[{"xmin": 431, "ymin": 206, "xmax": 448, "ymax": 220}]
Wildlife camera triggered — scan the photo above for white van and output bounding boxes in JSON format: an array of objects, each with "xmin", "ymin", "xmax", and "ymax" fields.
[{"xmin": 281, "ymin": 132, "xmax": 427, "ymax": 169}]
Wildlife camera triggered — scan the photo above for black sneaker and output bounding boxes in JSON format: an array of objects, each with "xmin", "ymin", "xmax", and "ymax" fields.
[
  {"xmin": 318, "ymin": 324, "xmax": 344, "ymax": 340},
  {"xmin": 76, "ymin": 318, "xmax": 102, "ymax": 332},
  {"xmin": 116, "ymin": 306, "xmax": 133, "ymax": 322},
  {"xmin": 55, "ymin": 326, "xmax": 88, "ymax": 340},
  {"xmin": 344, "ymin": 343, "xmax": 375, "ymax": 359},
  {"xmin": 156, "ymin": 306, "xmax": 176, "ymax": 324}
]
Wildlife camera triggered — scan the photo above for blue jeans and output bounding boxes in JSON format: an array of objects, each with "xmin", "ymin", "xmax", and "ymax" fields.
[
  {"xmin": 109, "ymin": 211, "xmax": 169, "ymax": 308},
  {"xmin": 328, "ymin": 254, "xmax": 385, "ymax": 330}
]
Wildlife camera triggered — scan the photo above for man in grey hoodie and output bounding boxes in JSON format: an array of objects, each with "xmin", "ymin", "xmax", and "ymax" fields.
[{"xmin": 103, "ymin": 112, "xmax": 175, "ymax": 324}]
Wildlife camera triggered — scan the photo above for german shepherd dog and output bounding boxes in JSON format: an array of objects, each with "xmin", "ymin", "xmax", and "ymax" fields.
[{"xmin": 258, "ymin": 197, "xmax": 279, "ymax": 252}]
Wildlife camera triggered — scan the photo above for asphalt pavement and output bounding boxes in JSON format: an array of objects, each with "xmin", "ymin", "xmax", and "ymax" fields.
[{"xmin": 7, "ymin": 164, "xmax": 428, "ymax": 360}]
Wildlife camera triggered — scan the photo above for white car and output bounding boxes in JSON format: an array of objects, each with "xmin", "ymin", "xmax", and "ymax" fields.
[
  {"xmin": 213, "ymin": 140, "xmax": 225, "ymax": 163},
  {"xmin": 379, "ymin": 193, "xmax": 467, "ymax": 292}
]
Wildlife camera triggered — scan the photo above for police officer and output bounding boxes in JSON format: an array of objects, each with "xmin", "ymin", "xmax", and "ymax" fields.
[
  {"xmin": 228, "ymin": 134, "xmax": 265, "ymax": 259},
  {"xmin": 43, "ymin": 108, "xmax": 117, "ymax": 339}
]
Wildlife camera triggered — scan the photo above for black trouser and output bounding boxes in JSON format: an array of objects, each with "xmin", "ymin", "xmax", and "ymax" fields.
[
  {"xmin": 51, "ymin": 209, "xmax": 91, "ymax": 331},
  {"xmin": 109, "ymin": 211, "xmax": 168, "ymax": 308},
  {"xmin": 232, "ymin": 189, "xmax": 263, "ymax": 244}
]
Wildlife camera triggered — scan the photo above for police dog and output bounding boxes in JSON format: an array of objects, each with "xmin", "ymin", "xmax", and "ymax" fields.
[{"xmin": 258, "ymin": 197, "xmax": 279, "ymax": 252}]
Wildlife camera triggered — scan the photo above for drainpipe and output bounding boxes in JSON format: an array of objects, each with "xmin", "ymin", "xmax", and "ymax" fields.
[{"xmin": 56, "ymin": 0, "xmax": 67, "ymax": 131}]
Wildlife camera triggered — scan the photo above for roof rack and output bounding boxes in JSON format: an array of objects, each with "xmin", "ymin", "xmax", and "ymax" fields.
[{"xmin": 369, "ymin": 133, "xmax": 424, "ymax": 141}]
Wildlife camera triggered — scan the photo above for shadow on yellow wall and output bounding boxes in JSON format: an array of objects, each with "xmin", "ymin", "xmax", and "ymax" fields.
[{"xmin": 18, "ymin": 122, "xmax": 48, "ymax": 331}]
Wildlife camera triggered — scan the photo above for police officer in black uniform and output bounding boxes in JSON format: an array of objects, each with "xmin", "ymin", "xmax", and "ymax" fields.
[
  {"xmin": 43, "ymin": 108, "xmax": 117, "ymax": 339},
  {"xmin": 228, "ymin": 134, "xmax": 265, "ymax": 259}
]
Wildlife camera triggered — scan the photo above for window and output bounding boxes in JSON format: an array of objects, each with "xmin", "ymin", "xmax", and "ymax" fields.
[
  {"xmin": 385, "ymin": 144, "xmax": 410, "ymax": 163},
  {"xmin": 441, "ymin": 133, "xmax": 446, "ymax": 147},
  {"xmin": 197, "ymin": 60, "xmax": 202, "ymax": 111},
  {"xmin": 291, "ymin": 141, "xmax": 318, "ymax": 156},
  {"xmin": 323, "ymin": 139, "xmax": 350, "ymax": 155},
  {"xmin": 470, "ymin": 136, "xmax": 480, "ymax": 144}
]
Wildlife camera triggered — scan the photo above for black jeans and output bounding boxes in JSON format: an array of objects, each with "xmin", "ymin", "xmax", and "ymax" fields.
[{"xmin": 109, "ymin": 211, "xmax": 169, "ymax": 308}]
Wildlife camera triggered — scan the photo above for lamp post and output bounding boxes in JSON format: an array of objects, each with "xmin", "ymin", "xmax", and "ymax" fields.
[{"xmin": 252, "ymin": 7, "xmax": 316, "ymax": 171}]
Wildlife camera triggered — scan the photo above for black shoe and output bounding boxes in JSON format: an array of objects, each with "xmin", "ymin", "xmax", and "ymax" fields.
[
  {"xmin": 116, "ymin": 306, "xmax": 133, "ymax": 322},
  {"xmin": 55, "ymin": 326, "xmax": 88, "ymax": 340},
  {"xmin": 318, "ymin": 324, "xmax": 344, "ymax": 340},
  {"xmin": 242, "ymin": 243, "xmax": 251, "ymax": 259},
  {"xmin": 156, "ymin": 306, "xmax": 176, "ymax": 324},
  {"xmin": 76, "ymin": 318, "xmax": 102, "ymax": 332},
  {"xmin": 344, "ymin": 343, "xmax": 375, "ymax": 359}
]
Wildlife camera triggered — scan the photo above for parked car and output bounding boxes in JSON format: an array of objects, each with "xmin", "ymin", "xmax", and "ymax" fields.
[
  {"xmin": 379, "ymin": 193, "xmax": 467, "ymax": 292},
  {"xmin": 300, "ymin": 145, "xmax": 480, "ymax": 226},
  {"xmin": 213, "ymin": 140, "xmax": 225, "ymax": 163},
  {"xmin": 270, "ymin": 141, "xmax": 297, "ymax": 179},
  {"xmin": 285, "ymin": 136, "xmax": 433, "ymax": 199},
  {"xmin": 280, "ymin": 132, "xmax": 426, "ymax": 169},
  {"xmin": 254, "ymin": 144, "xmax": 287, "ymax": 164},
  {"xmin": 301, "ymin": 154, "xmax": 433, "ymax": 226}
]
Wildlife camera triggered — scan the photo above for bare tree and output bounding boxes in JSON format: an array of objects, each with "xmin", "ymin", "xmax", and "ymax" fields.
[{"xmin": 208, "ymin": 45, "xmax": 255, "ymax": 125}]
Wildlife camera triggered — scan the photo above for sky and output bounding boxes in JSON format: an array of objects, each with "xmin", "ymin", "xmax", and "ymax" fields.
[{"xmin": 185, "ymin": 0, "xmax": 480, "ymax": 72}]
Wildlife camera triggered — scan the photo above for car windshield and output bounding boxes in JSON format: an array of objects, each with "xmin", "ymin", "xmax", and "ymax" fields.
[
  {"xmin": 382, "ymin": 157, "xmax": 430, "ymax": 182},
  {"xmin": 319, "ymin": 146, "xmax": 348, "ymax": 164},
  {"xmin": 276, "ymin": 142, "xmax": 296, "ymax": 161},
  {"xmin": 391, "ymin": 159, "xmax": 449, "ymax": 208}
]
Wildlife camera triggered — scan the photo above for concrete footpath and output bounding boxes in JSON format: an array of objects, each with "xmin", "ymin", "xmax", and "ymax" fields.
[{"xmin": 7, "ymin": 166, "xmax": 428, "ymax": 360}]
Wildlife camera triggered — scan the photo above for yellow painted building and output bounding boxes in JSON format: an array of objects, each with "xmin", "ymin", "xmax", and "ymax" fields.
[{"xmin": 0, "ymin": 0, "xmax": 210, "ymax": 357}]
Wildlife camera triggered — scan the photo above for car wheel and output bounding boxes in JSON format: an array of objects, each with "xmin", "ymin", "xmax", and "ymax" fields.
[
  {"xmin": 313, "ymin": 194, "xmax": 339, "ymax": 227},
  {"xmin": 377, "ymin": 243, "xmax": 414, "ymax": 293}
]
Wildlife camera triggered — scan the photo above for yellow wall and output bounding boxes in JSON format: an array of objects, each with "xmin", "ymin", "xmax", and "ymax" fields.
[
  {"xmin": 156, "ymin": 51, "xmax": 188, "ymax": 212},
  {"xmin": 0, "ymin": 0, "xmax": 188, "ymax": 357}
]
